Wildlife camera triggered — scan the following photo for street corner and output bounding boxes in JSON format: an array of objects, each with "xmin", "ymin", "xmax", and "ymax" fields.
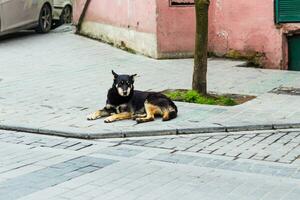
[{"xmin": 1, "ymin": 1, "xmax": 300, "ymax": 199}]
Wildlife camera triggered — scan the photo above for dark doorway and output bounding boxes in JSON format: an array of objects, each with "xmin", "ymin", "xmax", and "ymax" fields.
[{"xmin": 288, "ymin": 35, "xmax": 300, "ymax": 71}]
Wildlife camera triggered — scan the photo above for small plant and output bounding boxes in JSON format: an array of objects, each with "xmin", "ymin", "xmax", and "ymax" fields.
[{"xmin": 164, "ymin": 90, "xmax": 237, "ymax": 106}]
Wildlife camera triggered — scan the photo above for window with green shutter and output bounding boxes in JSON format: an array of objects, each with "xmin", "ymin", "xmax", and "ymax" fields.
[{"xmin": 275, "ymin": 0, "xmax": 300, "ymax": 23}]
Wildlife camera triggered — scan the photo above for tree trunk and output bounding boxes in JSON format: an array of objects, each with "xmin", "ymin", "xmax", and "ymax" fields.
[
  {"xmin": 76, "ymin": 0, "xmax": 92, "ymax": 34},
  {"xmin": 192, "ymin": 0, "xmax": 210, "ymax": 95}
]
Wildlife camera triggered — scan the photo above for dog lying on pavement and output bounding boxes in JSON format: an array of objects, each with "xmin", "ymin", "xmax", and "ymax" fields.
[{"xmin": 87, "ymin": 70, "xmax": 178, "ymax": 123}]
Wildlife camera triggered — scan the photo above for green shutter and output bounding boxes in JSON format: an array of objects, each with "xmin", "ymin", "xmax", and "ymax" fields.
[{"xmin": 276, "ymin": 0, "xmax": 300, "ymax": 23}]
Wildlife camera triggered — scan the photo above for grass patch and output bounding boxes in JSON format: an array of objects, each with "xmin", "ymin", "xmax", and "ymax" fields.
[{"xmin": 163, "ymin": 90, "xmax": 242, "ymax": 106}]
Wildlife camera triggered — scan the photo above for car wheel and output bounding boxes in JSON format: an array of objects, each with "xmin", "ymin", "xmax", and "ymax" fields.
[
  {"xmin": 36, "ymin": 4, "xmax": 52, "ymax": 33},
  {"xmin": 60, "ymin": 6, "xmax": 72, "ymax": 24}
]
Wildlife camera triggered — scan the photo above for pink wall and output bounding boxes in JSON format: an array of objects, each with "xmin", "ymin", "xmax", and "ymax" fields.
[
  {"xmin": 156, "ymin": 0, "xmax": 195, "ymax": 57},
  {"xmin": 156, "ymin": 0, "xmax": 300, "ymax": 68},
  {"xmin": 208, "ymin": 0, "xmax": 284, "ymax": 69},
  {"xmin": 74, "ymin": 0, "xmax": 157, "ymax": 34}
]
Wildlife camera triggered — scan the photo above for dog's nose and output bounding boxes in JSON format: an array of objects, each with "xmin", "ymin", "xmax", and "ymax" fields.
[{"xmin": 123, "ymin": 91, "xmax": 127, "ymax": 95}]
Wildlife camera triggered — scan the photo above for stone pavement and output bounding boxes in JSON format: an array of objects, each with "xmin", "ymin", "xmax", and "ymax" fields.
[
  {"xmin": 112, "ymin": 129, "xmax": 300, "ymax": 164},
  {"xmin": 1, "ymin": 25, "xmax": 300, "ymax": 138},
  {"xmin": 0, "ymin": 129, "xmax": 298, "ymax": 200}
]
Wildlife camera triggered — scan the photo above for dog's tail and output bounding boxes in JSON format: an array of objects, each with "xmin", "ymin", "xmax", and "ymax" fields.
[{"xmin": 168, "ymin": 100, "xmax": 178, "ymax": 120}]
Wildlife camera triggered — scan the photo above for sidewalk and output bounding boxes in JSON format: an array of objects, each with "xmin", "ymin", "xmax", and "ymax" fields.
[{"xmin": 1, "ymin": 26, "xmax": 300, "ymax": 138}]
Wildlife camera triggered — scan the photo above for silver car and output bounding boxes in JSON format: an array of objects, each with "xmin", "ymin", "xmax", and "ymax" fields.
[
  {"xmin": 0, "ymin": 0, "xmax": 53, "ymax": 36},
  {"xmin": 53, "ymin": 0, "xmax": 72, "ymax": 24}
]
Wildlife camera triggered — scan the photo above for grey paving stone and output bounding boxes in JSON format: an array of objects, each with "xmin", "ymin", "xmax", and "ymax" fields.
[
  {"xmin": 67, "ymin": 156, "xmax": 117, "ymax": 168},
  {"xmin": 189, "ymin": 156, "xmax": 213, "ymax": 167},
  {"xmin": 201, "ymin": 158, "xmax": 226, "ymax": 168},
  {"xmin": 151, "ymin": 153, "xmax": 198, "ymax": 164},
  {"xmin": 247, "ymin": 186, "xmax": 275, "ymax": 200},
  {"xmin": 77, "ymin": 166, "xmax": 99, "ymax": 173},
  {"xmin": 261, "ymin": 185, "xmax": 296, "ymax": 200},
  {"xmin": 96, "ymin": 147, "xmax": 143, "ymax": 157},
  {"xmin": 217, "ymin": 161, "xmax": 241, "ymax": 171},
  {"xmin": 0, "ymin": 156, "xmax": 117, "ymax": 199},
  {"xmin": 291, "ymin": 170, "xmax": 300, "ymax": 179},
  {"xmin": 281, "ymin": 188, "xmax": 300, "ymax": 200}
]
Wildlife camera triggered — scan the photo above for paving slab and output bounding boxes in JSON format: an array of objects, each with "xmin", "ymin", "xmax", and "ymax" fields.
[{"xmin": 0, "ymin": 129, "xmax": 298, "ymax": 200}]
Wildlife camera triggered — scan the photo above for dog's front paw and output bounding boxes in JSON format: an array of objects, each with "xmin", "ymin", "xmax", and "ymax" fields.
[
  {"xmin": 104, "ymin": 116, "xmax": 115, "ymax": 123},
  {"xmin": 135, "ymin": 118, "xmax": 145, "ymax": 124},
  {"xmin": 87, "ymin": 112, "xmax": 100, "ymax": 120}
]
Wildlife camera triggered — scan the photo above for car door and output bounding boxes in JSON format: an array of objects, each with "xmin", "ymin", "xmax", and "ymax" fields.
[
  {"xmin": 0, "ymin": 0, "xmax": 26, "ymax": 32},
  {"xmin": 0, "ymin": 0, "xmax": 38, "ymax": 32},
  {"xmin": 23, "ymin": 0, "xmax": 39, "ymax": 23},
  {"xmin": 0, "ymin": 0, "xmax": 2, "ymax": 32}
]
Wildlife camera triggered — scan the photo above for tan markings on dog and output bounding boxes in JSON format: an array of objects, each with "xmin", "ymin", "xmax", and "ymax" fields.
[
  {"xmin": 87, "ymin": 108, "xmax": 112, "ymax": 120},
  {"xmin": 162, "ymin": 110, "xmax": 170, "ymax": 121},
  {"xmin": 87, "ymin": 110, "xmax": 102, "ymax": 120},
  {"xmin": 162, "ymin": 106, "xmax": 176, "ymax": 121},
  {"xmin": 136, "ymin": 103, "xmax": 162, "ymax": 123},
  {"xmin": 104, "ymin": 112, "xmax": 132, "ymax": 123},
  {"xmin": 132, "ymin": 113, "xmax": 147, "ymax": 120}
]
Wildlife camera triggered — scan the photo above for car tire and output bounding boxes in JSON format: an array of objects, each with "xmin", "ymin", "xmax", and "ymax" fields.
[
  {"xmin": 36, "ymin": 4, "xmax": 52, "ymax": 33},
  {"xmin": 60, "ymin": 5, "xmax": 72, "ymax": 24}
]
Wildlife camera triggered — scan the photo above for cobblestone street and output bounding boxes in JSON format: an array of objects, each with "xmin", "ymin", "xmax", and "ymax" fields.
[
  {"xmin": 0, "ymin": 130, "xmax": 298, "ymax": 200},
  {"xmin": 114, "ymin": 130, "xmax": 300, "ymax": 164}
]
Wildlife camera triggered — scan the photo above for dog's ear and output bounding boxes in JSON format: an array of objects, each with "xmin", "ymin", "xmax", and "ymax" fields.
[
  {"xmin": 130, "ymin": 74, "xmax": 137, "ymax": 82},
  {"xmin": 112, "ymin": 70, "xmax": 118, "ymax": 79}
]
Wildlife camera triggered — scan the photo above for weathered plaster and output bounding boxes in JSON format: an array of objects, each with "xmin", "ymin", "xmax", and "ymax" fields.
[
  {"xmin": 74, "ymin": 0, "xmax": 158, "ymax": 58},
  {"xmin": 80, "ymin": 21, "xmax": 158, "ymax": 58},
  {"xmin": 208, "ymin": 0, "xmax": 300, "ymax": 69}
]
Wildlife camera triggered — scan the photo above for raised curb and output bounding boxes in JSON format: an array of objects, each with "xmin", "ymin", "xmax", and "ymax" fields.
[{"xmin": 1, "ymin": 123, "xmax": 300, "ymax": 139}]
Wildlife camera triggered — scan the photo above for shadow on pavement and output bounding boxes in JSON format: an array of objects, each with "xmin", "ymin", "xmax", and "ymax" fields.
[
  {"xmin": 0, "ymin": 31, "xmax": 38, "ymax": 42},
  {"xmin": 0, "ymin": 23, "xmax": 69, "ymax": 42}
]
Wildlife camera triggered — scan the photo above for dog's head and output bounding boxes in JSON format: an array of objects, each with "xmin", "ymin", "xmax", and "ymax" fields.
[{"xmin": 112, "ymin": 70, "xmax": 137, "ymax": 97}]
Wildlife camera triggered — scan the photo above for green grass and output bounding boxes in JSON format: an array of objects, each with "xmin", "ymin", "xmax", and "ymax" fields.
[{"xmin": 164, "ymin": 90, "xmax": 237, "ymax": 106}]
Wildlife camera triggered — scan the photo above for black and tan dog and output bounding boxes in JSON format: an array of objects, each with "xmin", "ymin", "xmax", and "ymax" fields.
[{"xmin": 87, "ymin": 70, "xmax": 178, "ymax": 123}]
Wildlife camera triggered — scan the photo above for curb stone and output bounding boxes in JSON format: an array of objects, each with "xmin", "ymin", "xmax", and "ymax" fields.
[
  {"xmin": 177, "ymin": 126, "xmax": 226, "ymax": 134},
  {"xmin": 1, "ymin": 123, "xmax": 300, "ymax": 139}
]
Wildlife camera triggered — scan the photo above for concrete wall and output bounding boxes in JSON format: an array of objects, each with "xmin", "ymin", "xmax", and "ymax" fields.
[
  {"xmin": 73, "ymin": 0, "xmax": 158, "ymax": 58},
  {"xmin": 74, "ymin": 0, "xmax": 300, "ymax": 69}
]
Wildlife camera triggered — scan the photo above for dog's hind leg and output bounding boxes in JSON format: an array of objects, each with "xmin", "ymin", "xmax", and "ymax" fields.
[{"xmin": 136, "ymin": 102, "xmax": 162, "ymax": 123}]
